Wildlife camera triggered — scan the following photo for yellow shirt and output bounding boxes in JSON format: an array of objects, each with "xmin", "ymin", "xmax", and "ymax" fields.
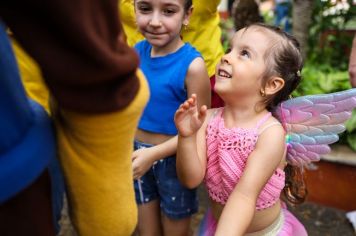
[
  {"xmin": 13, "ymin": 41, "xmax": 149, "ymax": 235},
  {"xmin": 119, "ymin": 0, "xmax": 224, "ymax": 77},
  {"xmin": 55, "ymin": 71, "xmax": 148, "ymax": 235}
]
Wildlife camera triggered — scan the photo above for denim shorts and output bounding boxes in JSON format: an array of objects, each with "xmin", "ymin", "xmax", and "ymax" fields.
[{"xmin": 133, "ymin": 140, "xmax": 198, "ymax": 219}]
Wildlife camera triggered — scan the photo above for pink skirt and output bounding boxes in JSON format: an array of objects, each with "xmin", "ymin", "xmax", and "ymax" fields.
[{"xmin": 197, "ymin": 207, "xmax": 307, "ymax": 236}]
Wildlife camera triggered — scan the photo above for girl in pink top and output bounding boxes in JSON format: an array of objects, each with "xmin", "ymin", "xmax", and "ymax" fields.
[{"xmin": 175, "ymin": 23, "xmax": 308, "ymax": 235}]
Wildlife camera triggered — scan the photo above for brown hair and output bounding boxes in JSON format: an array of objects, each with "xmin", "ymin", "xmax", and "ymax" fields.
[
  {"xmin": 245, "ymin": 23, "xmax": 303, "ymax": 111},
  {"xmin": 245, "ymin": 23, "xmax": 307, "ymax": 204}
]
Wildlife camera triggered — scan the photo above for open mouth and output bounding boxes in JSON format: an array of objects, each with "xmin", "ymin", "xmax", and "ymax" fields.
[{"xmin": 218, "ymin": 68, "xmax": 232, "ymax": 78}]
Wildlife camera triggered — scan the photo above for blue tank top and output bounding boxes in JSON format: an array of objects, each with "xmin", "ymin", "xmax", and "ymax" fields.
[{"xmin": 135, "ymin": 40, "xmax": 202, "ymax": 135}]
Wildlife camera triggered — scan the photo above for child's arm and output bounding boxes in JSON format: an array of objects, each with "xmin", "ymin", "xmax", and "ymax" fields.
[
  {"xmin": 173, "ymin": 56, "xmax": 211, "ymax": 188},
  {"xmin": 215, "ymin": 123, "xmax": 286, "ymax": 236},
  {"xmin": 186, "ymin": 57, "xmax": 211, "ymax": 109},
  {"xmin": 175, "ymin": 95, "xmax": 209, "ymax": 188},
  {"xmin": 132, "ymin": 136, "xmax": 182, "ymax": 179}
]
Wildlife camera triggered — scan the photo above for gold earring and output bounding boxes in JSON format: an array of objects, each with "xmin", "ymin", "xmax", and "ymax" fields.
[
  {"xmin": 183, "ymin": 23, "xmax": 188, "ymax": 31},
  {"xmin": 260, "ymin": 89, "xmax": 266, "ymax": 97}
]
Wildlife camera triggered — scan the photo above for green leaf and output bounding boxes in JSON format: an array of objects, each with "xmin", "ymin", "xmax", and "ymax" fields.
[{"xmin": 345, "ymin": 110, "xmax": 356, "ymax": 133}]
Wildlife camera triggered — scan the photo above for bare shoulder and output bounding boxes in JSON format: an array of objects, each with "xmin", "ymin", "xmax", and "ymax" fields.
[
  {"xmin": 187, "ymin": 57, "xmax": 207, "ymax": 76},
  {"xmin": 259, "ymin": 116, "xmax": 284, "ymax": 135},
  {"xmin": 254, "ymin": 116, "xmax": 286, "ymax": 165},
  {"xmin": 257, "ymin": 116, "xmax": 285, "ymax": 147}
]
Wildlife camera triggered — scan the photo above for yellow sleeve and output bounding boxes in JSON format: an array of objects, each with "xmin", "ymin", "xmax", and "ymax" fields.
[
  {"xmin": 55, "ymin": 70, "xmax": 149, "ymax": 235},
  {"xmin": 182, "ymin": 0, "xmax": 224, "ymax": 77},
  {"xmin": 119, "ymin": 0, "xmax": 144, "ymax": 46},
  {"xmin": 11, "ymin": 39, "xmax": 50, "ymax": 113}
]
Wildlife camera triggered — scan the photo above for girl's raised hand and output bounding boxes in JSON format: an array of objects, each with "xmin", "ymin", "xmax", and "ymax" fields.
[{"xmin": 174, "ymin": 94, "xmax": 207, "ymax": 137}]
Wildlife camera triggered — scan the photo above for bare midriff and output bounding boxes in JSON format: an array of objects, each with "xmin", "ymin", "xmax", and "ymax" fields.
[
  {"xmin": 135, "ymin": 129, "xmax": 174, "ymax": 145},
  {"xmin": 210, "ymin": 198, "xmax": 282, "ymax": 233}
]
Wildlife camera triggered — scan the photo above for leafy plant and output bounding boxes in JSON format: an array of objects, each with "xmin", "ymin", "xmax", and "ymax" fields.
[
  {"xmin": 307, "ymin": 0, "xmax": 354, "ymax": 70},
  {"xmin": 295, "ymin": 0, "xmax": 356, "ymax": 151}
]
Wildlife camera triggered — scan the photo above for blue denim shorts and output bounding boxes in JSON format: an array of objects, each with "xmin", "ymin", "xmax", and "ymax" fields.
[{"xmin": 133, "ymin": 140, "xmax": 198, "ymax": 219}]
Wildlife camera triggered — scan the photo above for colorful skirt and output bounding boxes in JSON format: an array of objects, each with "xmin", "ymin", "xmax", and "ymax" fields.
[{"xmin": 197, "ymin": 207, "xmax": 307, "ymax": 236}]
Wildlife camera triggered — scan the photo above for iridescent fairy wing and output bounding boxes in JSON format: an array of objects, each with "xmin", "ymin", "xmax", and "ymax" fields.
[{"xmin": 274, "ymin": 89, "xmax": 356, "ymax": 167}]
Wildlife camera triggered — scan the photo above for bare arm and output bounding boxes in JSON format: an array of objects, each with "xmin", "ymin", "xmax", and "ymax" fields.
[
  {"xmin": 215, "ymin": 123, "xmax": 286, "ymax": 235},
  {"xmin": 185, "ymin": 57, "xmax": 211, "ymax": 109},
  {"xmin": 175, "ymin": 95, "xmax": 212, "ymax": 188},
  {"xmin": 173, "ymin": 56, "xmax": 211, "ymax": 188},
  {"xmin": 132, "ymin": 136, "xmax": 178, "ymax": 179}
]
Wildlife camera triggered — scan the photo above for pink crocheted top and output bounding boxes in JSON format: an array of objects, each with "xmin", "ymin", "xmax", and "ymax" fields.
[{"xmin": 204, "ymin": 108, "xmax": 285, "ymax": 210}]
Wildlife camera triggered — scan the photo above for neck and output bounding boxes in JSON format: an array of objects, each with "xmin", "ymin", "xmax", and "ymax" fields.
[
  {"xmin": 222, "ymin": 97, "xmax": 268, "ymax": 127},
  {"xmin": 151, "ymin": 36, "xmax": 184, "ymax": 57}
]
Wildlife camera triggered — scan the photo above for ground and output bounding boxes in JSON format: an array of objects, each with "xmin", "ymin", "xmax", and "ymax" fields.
[{"xmin": 58, "ymin": 187, "xmax": 355, "ymax": 235}]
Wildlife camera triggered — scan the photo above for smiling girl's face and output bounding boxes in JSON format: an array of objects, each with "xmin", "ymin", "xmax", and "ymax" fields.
[
  {"xmin": 214, "ymin": 26, "xmax": 274, "ymax": 101},
  {"xmin": 134, "ymin": 0, "xmax": 191, "ymax": 52}
]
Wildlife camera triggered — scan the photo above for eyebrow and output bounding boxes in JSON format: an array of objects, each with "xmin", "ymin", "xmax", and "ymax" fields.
[{"xmin": 136, "ymin": 0, "xmax": 180, "ymax": 7}]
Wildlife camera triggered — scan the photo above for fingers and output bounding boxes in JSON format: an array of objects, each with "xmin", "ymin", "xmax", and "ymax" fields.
[
  {"xmin": 178, "ymin": 94, "xmax": 198, "ymax": 111},
  {"xmin": 198, "ymin": 105, "xmax": 208, "ymax": 120}
]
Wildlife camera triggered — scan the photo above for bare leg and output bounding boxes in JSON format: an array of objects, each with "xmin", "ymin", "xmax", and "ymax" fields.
[
  {"xmin": 137, "ymin": 200, "xmax": 163, "ymax": 236},
  {"xmin": 162, "ymin": 214, "xmax": 192, "ymax": 236}
]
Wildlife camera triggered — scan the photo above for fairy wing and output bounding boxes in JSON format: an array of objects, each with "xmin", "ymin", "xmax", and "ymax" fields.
[{"xmin": 274, "ymin": 89, "xmax": 356, "ymax": 167}]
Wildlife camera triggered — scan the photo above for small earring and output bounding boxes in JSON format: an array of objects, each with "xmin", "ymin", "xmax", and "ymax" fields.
[
  {"xmin": 260, "ymin": 89, "xmax": 266, "ymax": 97},
  {"xmin": 183, "ymin": 23, "xmax": 188, "ymax": 31}
]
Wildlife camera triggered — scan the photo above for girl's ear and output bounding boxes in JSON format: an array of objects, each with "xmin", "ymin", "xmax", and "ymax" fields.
[
  {"xmin": 265, "ymin": 76, "xmax": 285, "ymax": 95},
  {"xmin": 183, "ymin": 6, "xmax": 193, "ymax": 26}
]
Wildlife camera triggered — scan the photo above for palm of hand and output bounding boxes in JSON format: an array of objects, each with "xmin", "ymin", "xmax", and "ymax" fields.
[{"xmin": 175, "ymin": 105, "xmax": 204, "ymax": 137}]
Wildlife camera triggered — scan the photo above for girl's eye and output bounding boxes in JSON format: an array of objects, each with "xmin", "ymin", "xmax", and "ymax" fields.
[
  {"xmin": 163, "ymin": 8, "xmax": 176, "ymax": 15},
  {"xmin": 225, "ymin": 48, "xmax": 232, "ymax": 54},
  {"xmin": 240, "ymin": 49, "xmax": 250, "ymax": 59},
  {"xmin": 137, "ymin": 5, "xmax": 151, "ymax": 13}
]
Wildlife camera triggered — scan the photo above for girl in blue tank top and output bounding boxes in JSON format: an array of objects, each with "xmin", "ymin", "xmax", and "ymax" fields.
[{"xmin": 132, "ymin": 0, "xmax": 211, "ymax": 235}]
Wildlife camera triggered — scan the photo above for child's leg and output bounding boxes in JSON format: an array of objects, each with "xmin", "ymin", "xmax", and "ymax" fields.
[
  {"xmin": 133, "ymin": 140, "xmax": 163, "ymax": 236},
  {"xmin": 137, "ymin": 200, "xmax": 163, "ymax": 236},
  {"xmin": 156, "ymin": 156, "xmax": 198, "ymax": 236},
  {"xmin": 162, "ymin": 215, "xmax": 191, "ymax": 236}
]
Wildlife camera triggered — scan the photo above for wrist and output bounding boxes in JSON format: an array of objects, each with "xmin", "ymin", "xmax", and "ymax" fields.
[{"xmin": 178, "ymin": 133, "xmax": 196, "ymax": 139}]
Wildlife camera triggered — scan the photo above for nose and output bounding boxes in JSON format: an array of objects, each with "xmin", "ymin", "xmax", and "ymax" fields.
[
  {"xmin": 149, "ymin": 12, "xmax": 162, "ymax": 27},
  {"xmin": 220, "ymin": 53, "xmax": 231, "ymax": 65}
]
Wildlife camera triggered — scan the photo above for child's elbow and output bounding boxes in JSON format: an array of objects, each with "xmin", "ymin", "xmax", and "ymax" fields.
[{"xmin": 177, "ymin": 174, "xmax": 202, "ymax": 189}]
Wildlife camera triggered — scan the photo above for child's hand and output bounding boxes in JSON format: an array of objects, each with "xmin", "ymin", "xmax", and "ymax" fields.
[
  {"xmin": 174, "ymin": 94, "xmax": 207, "ymax": 137},
  {"xmin": 132, "ymin": 148, "xmax": 155, "ymax": 180}
]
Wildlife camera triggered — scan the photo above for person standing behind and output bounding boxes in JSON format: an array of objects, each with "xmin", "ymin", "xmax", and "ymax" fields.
[
  {"xmin": 120, "ymin": 0, "xmax": 225, "ymax": 108},
  {"xmin": 274, "ymin": 0, "xmax": 292, "ymax": 33},
  {"xmin": 132, "ymin": 0, "xmax": 211, "ymax": 235}
]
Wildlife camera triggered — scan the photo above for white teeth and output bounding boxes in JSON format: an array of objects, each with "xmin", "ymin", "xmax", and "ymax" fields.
[{"xmin": 218, "ymin": 69, "xmax": 232, "ymax": 78}]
